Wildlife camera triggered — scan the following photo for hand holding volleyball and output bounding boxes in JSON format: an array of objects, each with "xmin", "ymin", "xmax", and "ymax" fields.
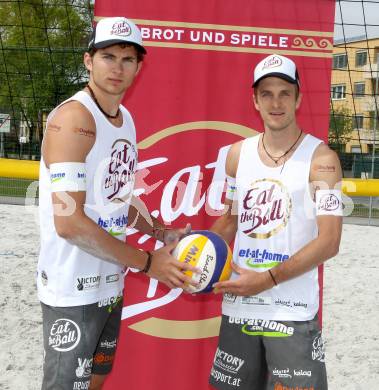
[{"xmin": 172, "ymin": 230, "xmax": 232, "ymax": 293}]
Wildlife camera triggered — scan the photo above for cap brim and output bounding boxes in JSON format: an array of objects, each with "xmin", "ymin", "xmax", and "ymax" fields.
[
  {"xmin": 91, "ymin": 39, "xmax": 147, "ymax": 54},
  {"xmin": 253, "ymin": 72, "xmax": 298, "ymax": 88}
]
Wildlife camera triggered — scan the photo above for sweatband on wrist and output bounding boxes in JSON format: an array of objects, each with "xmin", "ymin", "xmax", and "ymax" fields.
[
  {"xmin": 49, "ymin": 162, "xmax": 86, "ymax": 192},
  {"xmin": 225, "ymin": 174, "xmax": 237, "ymax": 200},
  {"xmin": 315, "ymin": 189, "xmax": 343, "ymax": 216}
]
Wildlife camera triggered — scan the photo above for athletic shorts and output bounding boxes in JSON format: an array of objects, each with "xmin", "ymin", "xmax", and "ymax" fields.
[
  {"xmin": 209, "ymin": 315, "xmax": 327, "ymax": 390},
  {"xmin": 41, "ymin": 294, "xmax": 123, "ymax": 390}
]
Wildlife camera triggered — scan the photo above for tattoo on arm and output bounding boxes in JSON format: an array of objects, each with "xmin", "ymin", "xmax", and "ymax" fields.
[
  {"xmin": 74, "ymin": 127, "xmax": 96, "ymax": 138},
  {"xmin": 315, "ymin": 164, "xmax": 336, "ymax": 173},
  {"xmin": 47, "ymin": 124, "xmax": 95, "ymax": 138},
  {"xmin": 47, "ymin": 123, "xmax": 62, "ymax": 132}
]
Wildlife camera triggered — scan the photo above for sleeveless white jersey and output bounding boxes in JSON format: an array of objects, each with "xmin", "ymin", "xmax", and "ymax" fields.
[
  {"xmin": 222, "ymin": 133, "xmax": 322, "ymax": 321},
  {"xmin": 37, "ymin": 91, "xmax": 137, "ymax": 307}
]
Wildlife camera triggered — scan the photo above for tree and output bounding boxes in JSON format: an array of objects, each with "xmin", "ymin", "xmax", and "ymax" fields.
[
  {"xmin": 329, "ymin": 105, "xmax": 354, "ymax": 152},
  {"xmin": 0, "ymin": 0, "xmax": 93, "ymax": 157}
]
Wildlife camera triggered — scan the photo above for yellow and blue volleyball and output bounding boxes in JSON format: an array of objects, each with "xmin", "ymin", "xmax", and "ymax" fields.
[{"xmin": 173, "ymin": 230, "xmax": 232, "ymax": 293}]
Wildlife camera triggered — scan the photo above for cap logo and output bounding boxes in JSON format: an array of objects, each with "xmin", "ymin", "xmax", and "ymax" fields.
[
  {"xmin": 111, "ymin": 21, "xmax": 132, "ymax": 37},
  {"xmin": 262, "ymin": 56, "xmax": 282, "ymax": 70}
]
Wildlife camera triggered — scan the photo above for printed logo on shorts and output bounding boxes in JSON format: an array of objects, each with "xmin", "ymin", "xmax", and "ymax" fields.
[
  {"xmin": 240, "ymin": 319, "xmax": 294, "ymax": 337},
  {"xmin": 94, "ymin": 352, "xmax": 114, "ymax": 366},
  {"xmin": 73, "ymin": 380, "xmax": 90, "ymax": 389},
  {"xmin": 77, "ymin": 275, "xmax": 101, "ymax": 291},
  {"xmin": 294, "ymin": 369, "xmax": 312, "ymax": 377},
  {"xmin": 98, "ymin": 294, "xmax": 122, "ymax": 308},
  {"xmin": 213, "ymin": 348, "xmax": 245, "ymax": 374},
  {"xmin": 100, "ymin": 339, "xmax": 117, "ymax": 349},
  {"xmin": 312, "ymin": 333, "xmax": 325, "ymax": 362},
  {"xmin": 75, "ymin": 357, "xmax": 93, "ymax": 379},
  {"xmin": 210, "ymin": 367, "xmax": 242, "ymax": 387},
  {"xmin": 272, "ymin": 367, "xmax": 292, "ymax": 379},
  {"xmin": 48, "ymin": 318, "xmax": 81, "ymax": 352},
  {"xmin": 274, "ymin": 383, "xmax": 314, "ymax": 390}
]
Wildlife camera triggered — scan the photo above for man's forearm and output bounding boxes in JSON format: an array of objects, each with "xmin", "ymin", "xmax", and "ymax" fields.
[
  {"xmin": 210, "ymin": 214, "xmax": 237, "ymax": 244},
  {"xmin": 270, "ymin": 226, "xmax": 341, "ymax": 285},
  {"xmin": 56, "ymin": 213, "xmax": 147, "ymax": 269},
  {"xmin": 127, "ymin": 196, "xmax": 168, "ymax": 241}
]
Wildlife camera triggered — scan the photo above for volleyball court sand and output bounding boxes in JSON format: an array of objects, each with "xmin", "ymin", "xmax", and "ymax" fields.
[{"xmin": 0, "ymin": 203, "xmax": 378, "ymax": 389}]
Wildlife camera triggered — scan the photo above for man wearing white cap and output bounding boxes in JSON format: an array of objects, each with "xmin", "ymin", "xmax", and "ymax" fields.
[
  {"xmin": 37, "ymin": 16, "xmax": 197, "ymax": 390},
  {"xmin": 209, "ymin": 54, "xmax": 343, "ymax": 389}
]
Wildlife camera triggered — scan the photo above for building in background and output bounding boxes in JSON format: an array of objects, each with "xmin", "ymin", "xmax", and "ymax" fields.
[{"xmin": 332, "ymin": 35, "xmax": 379, "ymax": 154}]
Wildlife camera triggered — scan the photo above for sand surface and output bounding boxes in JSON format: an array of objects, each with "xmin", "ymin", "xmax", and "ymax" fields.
[{"xmin": 0, "ymin": 204, "xmax": 378, "ymax": 389}]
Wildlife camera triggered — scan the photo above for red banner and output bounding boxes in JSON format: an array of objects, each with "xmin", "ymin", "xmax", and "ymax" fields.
[{"xmin": 94, "ymin": 1, "xmax": 335, "ymax": 389}]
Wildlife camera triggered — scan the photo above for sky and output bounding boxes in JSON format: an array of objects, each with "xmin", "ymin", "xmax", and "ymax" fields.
[{"xmin": 334, "ymin": 0, "xmax": 379, "ymax": 41}]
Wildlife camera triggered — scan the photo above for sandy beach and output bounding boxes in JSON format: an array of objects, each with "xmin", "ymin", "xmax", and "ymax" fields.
[{"xmin": 0, "ymin": 203, "xmax": 378, "ymax": 390}]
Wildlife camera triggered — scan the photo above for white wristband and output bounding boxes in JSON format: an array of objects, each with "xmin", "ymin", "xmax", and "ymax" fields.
[
  {"xmin": 50, "ymin": 162, "xmax": 87, "ymax": 192},
  {"xmin": 316, "ymin": 189, "xmax": 343, "ymax": 216},
  {"xmin": 225, "ymin": 175, "xmax": 237, "ymax": 200}
]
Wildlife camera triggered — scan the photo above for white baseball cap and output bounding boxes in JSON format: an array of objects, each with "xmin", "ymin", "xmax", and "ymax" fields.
[
  {"xmin": 88, "ymin": 17, "xmax": 146, "ymax": 54},
  {"xmin": 253, "ymin": 54, "xmax": 299, "ymax": 87}
]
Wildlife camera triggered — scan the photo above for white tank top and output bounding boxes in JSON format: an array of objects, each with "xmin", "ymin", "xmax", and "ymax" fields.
[
  {"xmin": 222, "ymin": 133, "xmax": 322, "ymax": 321},
  {"xmin": 37, "ymin": 91, "xmax": 137, "ymax": 306}
]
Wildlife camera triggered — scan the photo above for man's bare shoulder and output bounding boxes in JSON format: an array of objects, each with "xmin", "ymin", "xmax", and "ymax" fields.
[
  {"xmin": 311, "ymin": 143, "xmax": 340, "ymax": 170},
  {"xmin": 52, "ymin": 100, "xmax": 94, "ymax": 126},
  {"xmin": 43, "ymin": 99, "xmax": 96, "ymax": 165},
  {"xmin": 228, "ymin": 140, "xmax": 244, "ymax": 156}
]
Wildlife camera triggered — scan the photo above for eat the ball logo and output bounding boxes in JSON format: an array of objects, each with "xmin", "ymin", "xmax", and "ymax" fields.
[
  {"xmin": 111, "ymin": 20, "xmax": 132, "ymax": 37},
  {"xmin": 240, "ymin": 179, "xmax": 292, "ymax": 239},
  {"xmin": 263, "ymin": 55, "xmax": 282, "ymax": 70}
]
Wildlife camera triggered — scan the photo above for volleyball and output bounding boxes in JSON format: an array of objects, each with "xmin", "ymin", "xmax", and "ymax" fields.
[{"xmin": 173, "ymin": 230, "xmax": 232, "ymax": 293}]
